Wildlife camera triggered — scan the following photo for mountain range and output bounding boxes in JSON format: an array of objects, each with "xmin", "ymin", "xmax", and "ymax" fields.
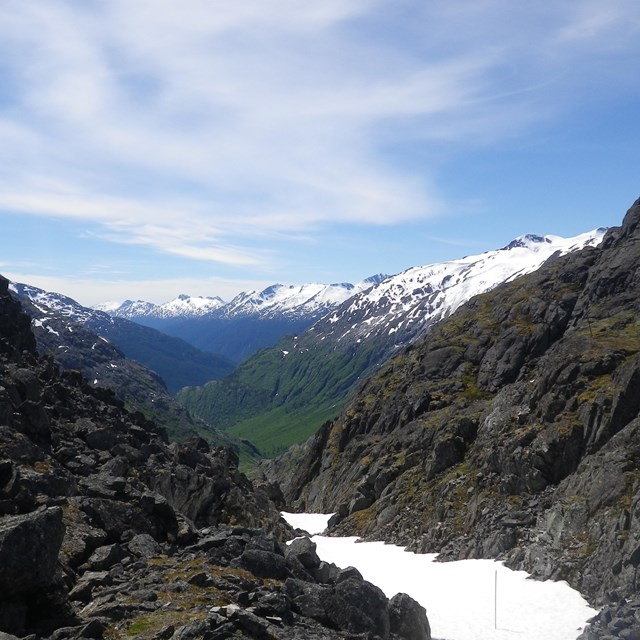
[
  {"xmin": 8, "ymin": 283, "xmax": 241, "ymax": 450},
  {"xmin": 176, "ymin": 228, "xmax": 606, "ymax": 455},
  {"xmin": 101, "ymin": 277, "xmax": 387, "ymax": 363},
  {"xmin": 10, "ymin": 282, "xmax": 234, "ymax": 395}
]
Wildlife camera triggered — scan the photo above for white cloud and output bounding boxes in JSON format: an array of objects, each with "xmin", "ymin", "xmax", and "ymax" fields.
[
  {"xmin": 0, "ymin": 0, "xmax": 639, "ymax": 268},
  {"xmin": 3, "ymin": 270, "xmax": 274, "ymax": 308}
]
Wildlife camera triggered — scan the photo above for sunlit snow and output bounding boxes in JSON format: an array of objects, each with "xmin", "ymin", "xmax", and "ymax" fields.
[
  {"xmin": 281, "ymin": 512, "xmax": 597, "ymax": 640},
  {"xmin": 321, "ymin": 228, "xmax": 606, "ymax": 344}
]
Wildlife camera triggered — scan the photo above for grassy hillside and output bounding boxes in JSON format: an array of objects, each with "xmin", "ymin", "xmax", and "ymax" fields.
[{"xmin": 177, "ymin": 332, "xmax": 389, "ymax": 454}]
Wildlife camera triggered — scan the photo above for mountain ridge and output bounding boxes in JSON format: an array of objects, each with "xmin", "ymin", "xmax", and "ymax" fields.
[
  {"xmin": 10, "ymin": 282, "xmax": 234, "ymax": 394},
  {"xmin": 177, "ymin": 227, "xmax": 606, "ymax": 453},
  {"xmin": 262, "ymin": 198, "xmax": 640, "ymax": 637},
  {"xmin": 98, "ymin": 277, "xmax": 389, "ymax": 364},
  {"xmin": 101, "ymin": 276, "xmax": 388, "ymax": 323}
]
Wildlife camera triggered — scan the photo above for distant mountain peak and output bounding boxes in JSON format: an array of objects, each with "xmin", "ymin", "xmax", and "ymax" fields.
[
  {"xmin": 505, "ymin": 234, "xmax": 550, "ymax": 249},
  {"xmin": 316, "ymin": 227, "xmax": 608, "ymax": 347}
]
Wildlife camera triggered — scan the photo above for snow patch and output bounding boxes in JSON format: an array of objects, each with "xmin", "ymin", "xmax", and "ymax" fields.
[
  {"xmin": 281, "ymin": 513, "xmax": 597, "ymax": 640},
  {"xmin": 281, "ymin": 511, "xmax": 332, "ymax": 535}
]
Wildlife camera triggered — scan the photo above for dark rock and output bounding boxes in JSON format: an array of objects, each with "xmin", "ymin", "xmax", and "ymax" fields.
[
  {"xmin": 313, "ymin": 561, "xmax": 340, "ymax": 584},
  {"xmin": 0, "ymin": 506, "xmax": 65, "ymax": 594},
  {"xmin": 80, "ymin": 543, "xmax": 126, "ymax": 571},
  {"xmin": 234, "ymin": 548, "xmax": 288, "ymax": 580},
  {"xmin": 233, "ymin": 608, "xmax": 273, "ymax": 638},
  {"xmin": 127, "ymin": 533, "xmax": 161, "ymax": 559},
  {"xmin": 68, "ymin": 579, "xmax": 106, "ymax": 606},
  {"xmin": 389, "ymin": 592, "xmax": 431, "ymax": 640},
  {"xmin": 336, "ymin": 566, "xmax": 363, "ymax": 583},
  {"xmin": 286, "ymin": 536, "xmax": 321, "ymax": 570},
  {"xmin": 169, "ymin": 619, "xmax": 209, "ymax": 639},
  {"xmin": 285, "ymin": 579, "xmax": 330, "ymax": 625},
  {"xmin": 324, "ymin": 576, "xmax": 390, "ymax": 638}
]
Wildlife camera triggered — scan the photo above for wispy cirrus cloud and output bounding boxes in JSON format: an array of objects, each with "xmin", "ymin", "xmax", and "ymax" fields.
[{"xmin": 0, "ymin": 0, "xmax": 639, "ymax": 271}]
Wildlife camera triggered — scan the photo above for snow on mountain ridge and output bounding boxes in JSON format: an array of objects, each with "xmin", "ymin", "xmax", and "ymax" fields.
[
  {"xmin": 102, "ymin": 277, "xmax": 388, "ymax": 323},
  {"xmin": 102, "ymin": 295, "xmax": 225, "ymax": 320},
  {"xmin": 316, "ymin": 227, "xmax": 607, "ymax": 346},
  {"xmin": 218, "ymin": 281, "xmax": 368, "ymax": 319},
  {"xmin": 157, "ymin": 294, "xmax": 225, "ymax": 318},
  {"xmin": 10, "ymin": 282, "xmax": 112, "ymax": 325}
]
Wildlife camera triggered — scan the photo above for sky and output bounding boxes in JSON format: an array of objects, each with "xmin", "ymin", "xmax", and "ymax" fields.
[{"xmin": 1, "ymin": 1, "xmax": 639, "ymax": 306}]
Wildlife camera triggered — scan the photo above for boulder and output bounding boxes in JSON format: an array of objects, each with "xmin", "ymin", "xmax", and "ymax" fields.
[
  {"xmin": 389, "ymin": 592, "xmax": 431, "ymax": 640},
  {"xmin": 285, "ymin": 536, "xmax": 321, "ymax": 570},
  {"xmin": 324, "ymin": 576, "xmax": 390, "ymax": 638},
  {"xmin": 0, "ymin": 506, "xmax": 64, "ymax": 594},
  {"xmin": 234, "ymin": 548, "xmax": 288, "ymax": 580}
]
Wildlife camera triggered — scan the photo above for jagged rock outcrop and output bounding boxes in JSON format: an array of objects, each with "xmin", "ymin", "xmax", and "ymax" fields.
[
  {"xmin": 266, "ymin": 198, "xmax": 640, "ymax": 634},
  {"xmin": 0, "ymin": 275, "xmax": 429, "ymax": 640}
]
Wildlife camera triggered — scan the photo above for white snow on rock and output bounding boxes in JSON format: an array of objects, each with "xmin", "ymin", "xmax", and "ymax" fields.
[
  {"xmin": 316, "ymin": 228, "xmax": 607, "ymax": 346},
  {"xmin": 281, "ymin": 512, "xmax": 597, "ymax": 640},
  {"xmin": 102, "ymin": 277, "xmax": 387, "ymax": 323}
]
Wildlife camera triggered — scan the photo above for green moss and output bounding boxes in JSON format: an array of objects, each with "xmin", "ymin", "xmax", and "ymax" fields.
[{"xmin": 577, "ymin": 374, "xmax": 613, "ymax": 404}]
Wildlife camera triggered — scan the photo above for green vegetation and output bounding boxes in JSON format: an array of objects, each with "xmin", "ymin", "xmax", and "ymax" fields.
[
  {"xmin": 228, "ymin": 400, "xmax": 342, "ymax": 454},
  {"xmin": 104, "ymin": 557, "xmax": 276, "ymax": 639},
  {"xmin": 177, "ymin": 332, "xmax": 387, "ymax": 455}
]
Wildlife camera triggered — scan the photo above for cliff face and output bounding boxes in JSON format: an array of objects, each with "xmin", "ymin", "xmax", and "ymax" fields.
[
  {"xmin": 271, "ymin": 199, "xmax": 640, "ymax": 616},
  {"xmin": 0, "ymin": 275, "xmax": 430, "ymax": 640}
]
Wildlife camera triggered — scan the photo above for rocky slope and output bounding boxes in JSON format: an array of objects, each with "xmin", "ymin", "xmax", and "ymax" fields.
[
  {"xmin": 264, "ymin": 198, "xmax": 640, "ymax": 637},
  {"xmin": 0, "ymin": 275, "xmax": 430, "ymax": 640},
  {"xmin": 10, "ymin": 283, "xmax": 234, "ymax": 394},
  {"xmin": 178, "ymin": 229, "xmax": 605, "ymax": 455}
]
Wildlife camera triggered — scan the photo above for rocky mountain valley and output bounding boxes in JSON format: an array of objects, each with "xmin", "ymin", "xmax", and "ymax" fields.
[
  {"xmin": 177, "ymin": 228, "xmax": 605, "ymax": 455},
  {"xmin": 0, "ymin": 274, "xmax": 430, "ymax": 639},
  {"xmin": 262, "ymin": 198, "xmax": 640, "ymax": 638},
  {"xmin": 2, "ymin": 199, "xmax": 639, "ymax": 638}
]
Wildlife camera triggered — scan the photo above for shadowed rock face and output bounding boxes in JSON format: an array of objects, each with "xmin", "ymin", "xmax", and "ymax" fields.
[
  {"xmin": 0, "ymin": 275, "xmax": 430, "ymax": 640},
  {"xmin": 0, "ymin": 506, "xmax": 65, "ymax": 594},
  {"xmin": 266, "ymin": 199, "xmax": 640, "ymax": 628}
]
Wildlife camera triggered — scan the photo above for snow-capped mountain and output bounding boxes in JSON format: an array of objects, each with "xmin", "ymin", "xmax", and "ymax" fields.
[
  {"xmin": 11, "ymin": 282, "xmax": 103, "ymax": 324},
  {"xmin": 99, "ymin": 276, "xmax": 388, "ymax": 363},
  {"xmin": 176, "ymin": 226, "xmax": 609, "ymax": 451},
  {"xmin": 8, "ymin": 282, "xmax": 234, "ymax": 393},
  {"xmin": 103, "ymin": 277, "xmax": 387, "ymax": 323},
  {"xmin": 217, "ymin": 277, "xmax": 386, "ymax": 320},
  {"xmin": 313, "ymin": 229, "xmax": 607, "ymax": 346},
  {"xmin": 102, "ymin": 294, "xmax": 225, "ymax": 321}
]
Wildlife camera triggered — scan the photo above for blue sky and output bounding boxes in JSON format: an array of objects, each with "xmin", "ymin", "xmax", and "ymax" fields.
[{"xmin": 1, "ymin": 1, "xmax": 639, "ymax": 306}]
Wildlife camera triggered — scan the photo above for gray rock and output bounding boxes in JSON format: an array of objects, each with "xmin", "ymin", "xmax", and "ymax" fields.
[
  {"xmin": 285, "ymin": 579, "xmax": 329, "ymax": 624},
  {"xmin": 234, "ymin": 548, "xmax": 288, "ymax": 580},
  {"xmin": 286, "ymin": 536, "xmax": 321, "ymax": 570},
  {"xmin": 81, "ymin": 543, "xmax": 126, "ymax": 571},
  {"xmin": 68, "ymin": 570, "xmax": 111, "ymax": 602},
  {"xmin": 0, "ymin": 505, "xmax": 64, "ymax": 594},
  {"xmin": 324, "ymin": 576, "xmax": 390, "ymax": 638},
  {"xmin": 389, "ymin": 592, "xmax": 431, "ymax": 640},
  {"xmin": 127, "ymin": 533, "xmax": 161, "ymax": 559}
]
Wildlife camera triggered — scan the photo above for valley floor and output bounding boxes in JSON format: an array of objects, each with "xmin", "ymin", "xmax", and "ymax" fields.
[{"xmin": 282, "ymin": 512, "xmax": 597, "ymax": 640}]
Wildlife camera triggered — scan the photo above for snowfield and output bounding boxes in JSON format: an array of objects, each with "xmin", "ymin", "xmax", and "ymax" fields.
[{"xmin": 281, "ymin": 512, "xmax": 597, "ymax": 640}]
